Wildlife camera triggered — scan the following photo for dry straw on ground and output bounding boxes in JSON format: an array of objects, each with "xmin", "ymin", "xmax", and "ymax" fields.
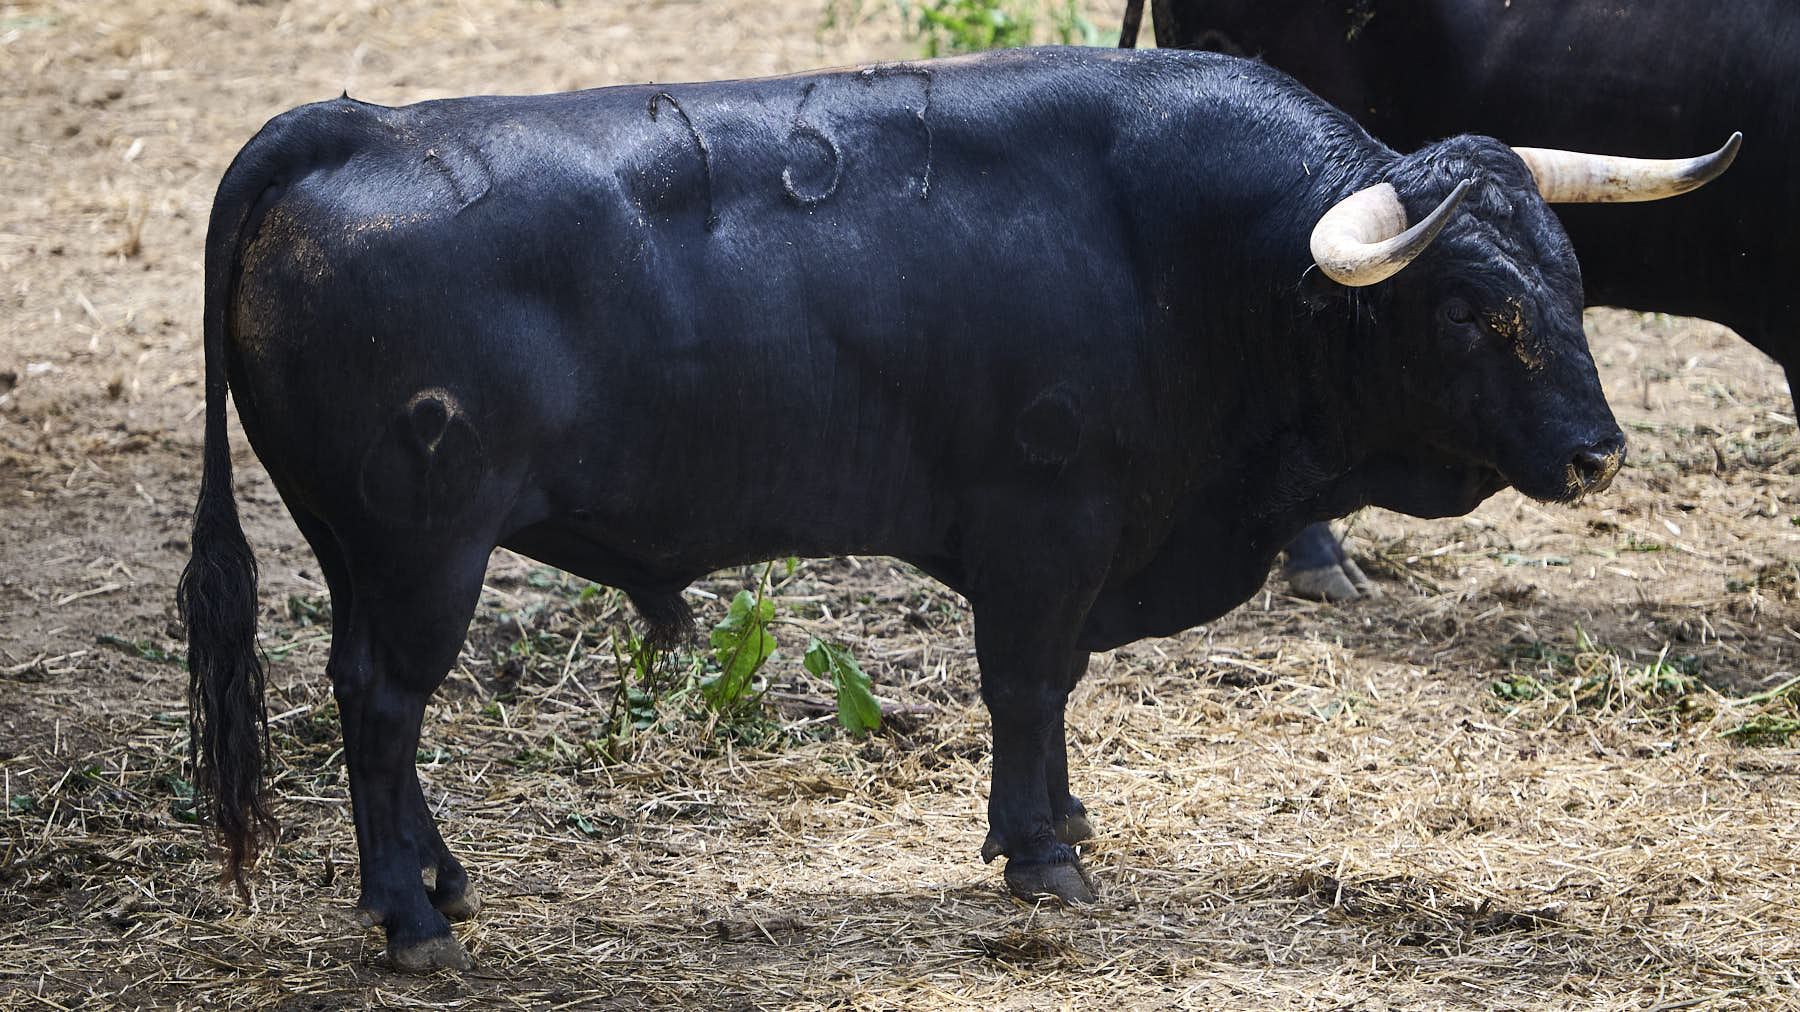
[{"xmin": 3, "ymin": 2, "xmax": 1800, "ymax": 1010}]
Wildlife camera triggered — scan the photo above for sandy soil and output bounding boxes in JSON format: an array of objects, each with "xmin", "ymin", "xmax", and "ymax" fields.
[{"xmin": 2, "ymin": 2, "xmax": 1797, "ymax": 1009}]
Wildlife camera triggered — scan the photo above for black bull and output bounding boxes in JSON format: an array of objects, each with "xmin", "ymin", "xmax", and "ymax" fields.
[
  {"xmin": 1122, "ymin": 0, "xmax": 1786, "ymax": 598},
  {"xmin": 1133, "ymin": 0, "xmax": 1791, "ymax": 362},
  {"xmin": 183, "ymin": 47, "xmax": 1636, "ymax": 971}
]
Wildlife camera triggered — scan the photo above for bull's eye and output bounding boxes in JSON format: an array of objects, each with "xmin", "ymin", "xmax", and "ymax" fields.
[{"xmin": 1440, "ymin": 299, "xmax": 1476, "ymax": 326}]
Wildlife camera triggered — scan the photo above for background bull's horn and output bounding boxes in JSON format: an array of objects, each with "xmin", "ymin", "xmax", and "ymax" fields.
[
  {"xmin": 1310, "ymin": 178, "xmax": 1474, "ymax": 287},
  {"xmin": 1512, "ymin": 132, "xmax": 1741, "ymax": 204}
]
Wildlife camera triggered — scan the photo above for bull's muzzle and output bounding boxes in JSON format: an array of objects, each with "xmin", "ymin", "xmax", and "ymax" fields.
[{"xmin": 1566, "ymin": 433, "xmax": 1625, "ymax": 499}]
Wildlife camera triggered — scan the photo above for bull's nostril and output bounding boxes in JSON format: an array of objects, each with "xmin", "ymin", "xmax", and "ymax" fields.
[{"xmin": 1569, "ymin": 436, "xmax": 1624, "ymax": 494}]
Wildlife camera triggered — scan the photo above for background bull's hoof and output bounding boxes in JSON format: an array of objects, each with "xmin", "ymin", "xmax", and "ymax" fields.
[
  {"xmin": 1003, "ymin": 858, "xmax": 1097, "ymax": 904},
  {"xmin": 1054, "ymin": 811, "xmax": 1095, "ymax": 846},
  {"xmin": 432, "ymin": 887, "xmax": 481, "ymax": 922},
  {"xmin": 1285, "ymin": 556, "xmax": 1376, "ymax": 602},
  {"xmin": 351, "ymin": 906, "xmax": 382, "ymax": 929},
  {"xmin": 390, "ymin": 934, "xmax": 473, "ymax": 973}
]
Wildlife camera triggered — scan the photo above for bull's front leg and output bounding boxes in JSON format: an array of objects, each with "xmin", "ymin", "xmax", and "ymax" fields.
[{"xmin": 973, "ymin": 605, "xmax": 1098, "ymax": 904}]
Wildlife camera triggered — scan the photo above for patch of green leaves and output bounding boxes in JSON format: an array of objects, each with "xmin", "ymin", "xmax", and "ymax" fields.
[
  {"xmin": 593, "ymin": 631, "xmax": 678, "ymax": 761},
  {"xmin": 805, "ymin": 639, "xmax": 881, "ymax": 736},
  {"xmin": 704, "ymin": 590, "xmax": 778, "ymax": 714},
  {"xmin": 1721, "ymin": 713, "xmax": 1800, "ymax": 747},
  {"xmin": 1048, "ymin": 0, "xmax": 1101, "ymax": 44},
  {"xmin": 477, "ymin": 558, "xmax": 883, "ymax": 763},
  {"xmin": 1718, "ymin": 675, "xmax": 1800, "ymax": 746},
  {"xmin": 898, "ymin": 0, "xmax": 1032, "ymax": 55},
  {"xmin": 1488, "ymin": 626, "xmax": 1800, "ymax": 745},
  {"xmin": 883, "ymin": 0, "xmax": 1106, "ymax": 56},
  {"xmin": 164, "ymin": 774, "xmax": 197, "ymax": 823},
  {"xmin": 526, "ymin": 567, "xmax": 610, "ymax": 603},
  {"xmin": 567, "ymin": 810, "xmax": 624, "ymax": 838},
  {"xmin": 286, "ymin": 592, "xmax": 331, "ymax": 627},
  {"xmin": 1492, "ymin": 626, "xmax": 1709, "ymax": 723},
  {"xmin": 660, "ymin": 568, "xmax": 881, "ymax": 740},
  {"xmin": 95, "ymin": 633, "xmax": 184, "ymax": 666},
  {"xmin": 264, "ymin": 632, "xmax": 328, "ymax": 661},
  {"xmin": 1490, "ymin": 673, "xmax": 1548, "ymax": 702}
]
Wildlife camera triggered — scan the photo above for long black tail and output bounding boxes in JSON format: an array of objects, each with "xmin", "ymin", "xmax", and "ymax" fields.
[
  {"xmin": 178, "ymin": 99, "xmax": 376, "ymax": 892},
  {"xmin": 177, "ymin": 372, "xmax": 273, "ymax": 892},
  {"xmin": 177, "ymin": 124, "xmax": 290, "ymax": 894}
]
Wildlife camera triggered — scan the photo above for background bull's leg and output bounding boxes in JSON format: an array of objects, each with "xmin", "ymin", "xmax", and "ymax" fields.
[
  {"xmin": 1049, "ymin": 652, "xmax": 1094, "ymax": 846},
  {"xmin": 1281, "ymin": 521, "xmax": 1374, "ymax": 601},
  {"xmin": 329, "ymin": 543, "xmax": 490, "ymax": 973}
]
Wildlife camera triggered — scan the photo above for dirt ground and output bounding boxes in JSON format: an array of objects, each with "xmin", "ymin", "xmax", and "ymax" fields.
[{"xmin": 3, "ymin": 2, "xmax": 1798, "ymax": 1009}]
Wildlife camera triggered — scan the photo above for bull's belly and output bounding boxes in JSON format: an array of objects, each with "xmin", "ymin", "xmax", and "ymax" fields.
[
  {"xmin": 1076, "ymin": 504, "xmax": 1305, "ymax": 653},
  {"xmin": 498, "ymin": 491, "xmax": 945, "ymax": 598},
  {"xmin": 1078, "ymin": 547, "xmax": 1276, "ymax": 653}
]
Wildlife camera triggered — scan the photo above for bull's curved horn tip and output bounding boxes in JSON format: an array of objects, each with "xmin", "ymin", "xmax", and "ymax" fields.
[
  {"xmin": 1687, "ymin": 131, "xmax": 1743, "ymax": 181},
  {"xmin": 1516, "ymin": 132, "xmax": 1743, "ymax": 203},
  {"xmin": 1309, "ymin": 176, "xmax": 1474, "ymax": 287}
]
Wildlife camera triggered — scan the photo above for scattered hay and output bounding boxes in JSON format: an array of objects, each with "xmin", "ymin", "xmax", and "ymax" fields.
[{"xmin": 8, "ymin": 543, "xmax": 1799, "ymax": 1009}]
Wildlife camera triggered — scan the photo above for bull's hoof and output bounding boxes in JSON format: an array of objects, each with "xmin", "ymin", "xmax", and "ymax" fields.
[
  {"xmin": 1286, "ymin": 557, "xmax": 1376, "ymax": 602},
  {"xmin": 391, "ymin": 933, "xmax": 473, "ymax": 973},
  {"xmin": 432, "ymin": 886, "xmax": 481, "ymax": 922},
  {"xmin": 1055, "ymin": 811, "xmax": 1095, "ymax": 846},
  {"xmin": 1003, "ymin": 858, "xmax": 1097, "ymax": 904}
]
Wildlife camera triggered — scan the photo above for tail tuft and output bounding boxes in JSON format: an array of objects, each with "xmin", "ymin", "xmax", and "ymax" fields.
[{"xmin": 178, "ymin": 440, "xmax": 276, "ymax": 895}]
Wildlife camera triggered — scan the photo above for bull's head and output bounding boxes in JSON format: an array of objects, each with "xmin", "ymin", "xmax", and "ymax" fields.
[{"xmin": 1305, "ymin": 133, "xmax": 1737, "ymax": 510}]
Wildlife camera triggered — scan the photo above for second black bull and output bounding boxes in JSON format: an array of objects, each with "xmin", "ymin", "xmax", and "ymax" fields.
[
  {"xmin": 1125, "ymin": 0, "xmax": 1770, "ymax": 599},
  {"xmin": 182, "ymin": 47, "xmax": 1729, "ymax": 971}
]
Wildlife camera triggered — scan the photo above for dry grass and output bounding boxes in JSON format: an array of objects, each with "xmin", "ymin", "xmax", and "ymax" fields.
[
  {"xmin": 3, "ymin": 2, "xmax": 1800, "ymax": 1010},
  {"xmin": 5, "ymin": 547, "xmax": 1799, "ymax": 1009}
]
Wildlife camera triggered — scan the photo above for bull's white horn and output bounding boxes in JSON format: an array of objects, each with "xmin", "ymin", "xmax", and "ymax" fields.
[
  {"xmin": 1310, "ymin": 177, "xmax": 1474, "ymax": 287},
  {"xmin": 1512, "ymin": 132, "xmax": 1741, "ymax": 204}
]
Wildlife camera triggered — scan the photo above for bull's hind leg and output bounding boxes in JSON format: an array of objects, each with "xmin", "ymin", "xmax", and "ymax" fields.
[
  {"xmin": 966, "ymin": 499, "xmax": 1114, "ymax": 905},
  {"xmin": 1047, "ymin": 652, "xmax": 1095, "ymax": 847},
  {"xmin": 410, "ymin": 781, "xmax": 478, "ymax": 922},
  {"xmin": 327, "ymin": 540, "xmax": 491, "ymax": 972},
  {"xmin": 376, "ymin": 763, "xmax": 478, "ymax": 923},
  {"xmin": 289, "ymin": 506, "xmax": 478, "ymax": 927},
  {"xmin": 975, "ymin": 604, "xmax": 1096, "ymax": 904}
]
